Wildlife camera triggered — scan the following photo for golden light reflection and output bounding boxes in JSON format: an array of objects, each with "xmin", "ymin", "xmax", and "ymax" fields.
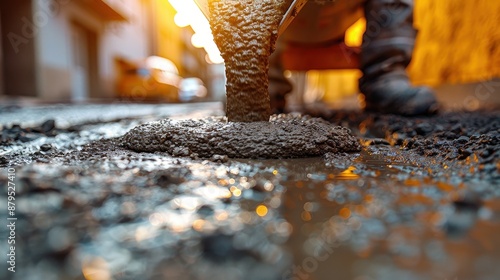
[
  {"xmin": 437, "ymin": 182, "xmax": 455, "ymax": 192},
  {"xmin": 466, "ymin": 154, "xmax": 479, "ymax": 164},
  {"xmin": 230, "ymin": 186, "xmax": 242, "ymax": 197},
  {"xmin": 168, "ymin": 0, "xmax": 223, "ymax": 63},
  {"xmin": 404, "ymin": 179, "xmax": 421, "ymax": 187},
  {"xmin": 301, "ymin": 211, "xmax": 312, "ymax": 222},
  {"xmin": 215, "ymin": 211, "xmax": 229, "ymax": 221},
  {"xmin": 192, "ymin": 219, "xmax": 205, "ymax": 231},
  {"xmin": 256, "ymin": 205, "xmax": 269, "ymax": 217},
  {"xmin": 337, "ymin": 166, "xmax": 360, "ymax": 180},
  {"xmin": 218, "ymin": 179, "xmax": 228, "ymax": 186},
  {"xmin": 345, "ymin": 17, "xmax": 365, "ymax": 47},
  {"xmin": 82, "ymin": 257, "xmax": 111, "ymax": 280},
  {"xmin": 339, "ymin": 207, "xmax": 351, "ymax": 219}
]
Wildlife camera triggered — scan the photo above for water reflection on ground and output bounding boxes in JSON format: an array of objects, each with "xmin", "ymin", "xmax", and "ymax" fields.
[{"xmin": 241, "ymin": 145, "xmax": 500, "ymax": 280}]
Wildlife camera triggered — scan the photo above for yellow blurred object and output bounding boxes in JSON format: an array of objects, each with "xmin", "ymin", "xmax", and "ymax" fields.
[
  {"xmin": 170, "ymin": 0, "xmax": 223, "ymax": 64},
  {"xmin": 256, "ymin": 205, "xmax": 269, "ymax": 217},
  {"xmin": 345, "ymin": 17, "xmax": 365, "ymax": 48},
  {"xmin": 116, "ymin": 56, "xmax": 182, "ymax": 102},
  {"xmin": 410, "ymin": 0, "xmax": 500, "ymax": 86},
  {"xmin": 306, "ymin": 18, "xmax": 365, "ymax": 104},
  {"xmin": 305, "ymin": 70, "xmax": 361, "ymax": 103},
  {"xmin": 154, "ymin": 0, "xmax": 184, "ymax": 71}
]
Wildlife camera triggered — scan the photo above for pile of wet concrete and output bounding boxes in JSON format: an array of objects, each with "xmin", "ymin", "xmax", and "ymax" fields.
[{"xmin": 121, "ymin": 114, "xmax": 361, "ymax": 159}]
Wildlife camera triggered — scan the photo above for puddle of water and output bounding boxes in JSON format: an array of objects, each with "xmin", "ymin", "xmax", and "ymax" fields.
[{"xmin": 239, "ymin": 146, "xmax": 500, "ymax": 280}]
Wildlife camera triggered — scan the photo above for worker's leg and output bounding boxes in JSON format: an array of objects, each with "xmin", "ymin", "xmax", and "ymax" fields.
[{"xmin": 359, "ymin": 0, "xmax": 438, "ymax": 115}]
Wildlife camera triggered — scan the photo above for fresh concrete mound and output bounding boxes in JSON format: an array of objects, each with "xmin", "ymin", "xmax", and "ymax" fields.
[{"xmin": 121, "ymin": 114, "xmax": 360, "ymax": 159}]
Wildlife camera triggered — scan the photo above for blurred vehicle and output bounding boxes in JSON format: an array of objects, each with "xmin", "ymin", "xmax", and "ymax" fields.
[
  {"xmin": 179, "ymin": 78, "xmax": 207, "ymax": 102},
  {"xmin": 116, "ymin": 56, "xmax": 182, "ymax": 102}
]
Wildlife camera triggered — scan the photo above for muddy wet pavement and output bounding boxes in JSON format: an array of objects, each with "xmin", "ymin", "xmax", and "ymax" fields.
[{"xmin": 1, "ymin": 103, "xmax": 499, "ymax": 280}]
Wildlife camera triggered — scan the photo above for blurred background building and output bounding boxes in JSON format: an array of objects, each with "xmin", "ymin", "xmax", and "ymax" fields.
[{"xmin": 0, "ymin": 0, "xmax": 225, "ymax": 102}]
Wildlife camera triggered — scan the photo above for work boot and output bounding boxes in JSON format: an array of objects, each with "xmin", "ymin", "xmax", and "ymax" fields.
[
  {"xmin": 269, "ymin": 42, "xmax": 292, "ymax": 114},
  {"xmin": 359, "ymin": 0, "xmax": 438, "ymax": 115}
]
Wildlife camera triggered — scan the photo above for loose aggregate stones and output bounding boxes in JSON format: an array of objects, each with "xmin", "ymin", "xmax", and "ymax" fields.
[
  {"xmin": 209, "ymin": 0, "xmax": 286, "ymax": 122},
  {"xmin": 0, "ymin": 119, "xmax": 68, "ymax": 145},
  {"xmin": 120, "ymin": 114, "xmax": 361, "ymax": 159},
  {"xmin": 319, "ymin": 110, "xmax": 500, "ymax": 169}
]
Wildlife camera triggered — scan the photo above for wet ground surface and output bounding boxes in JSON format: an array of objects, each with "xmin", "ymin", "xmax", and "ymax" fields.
[{"xmin": 1, "ymin": 102, "xmax": 499, "ymax": 280}]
